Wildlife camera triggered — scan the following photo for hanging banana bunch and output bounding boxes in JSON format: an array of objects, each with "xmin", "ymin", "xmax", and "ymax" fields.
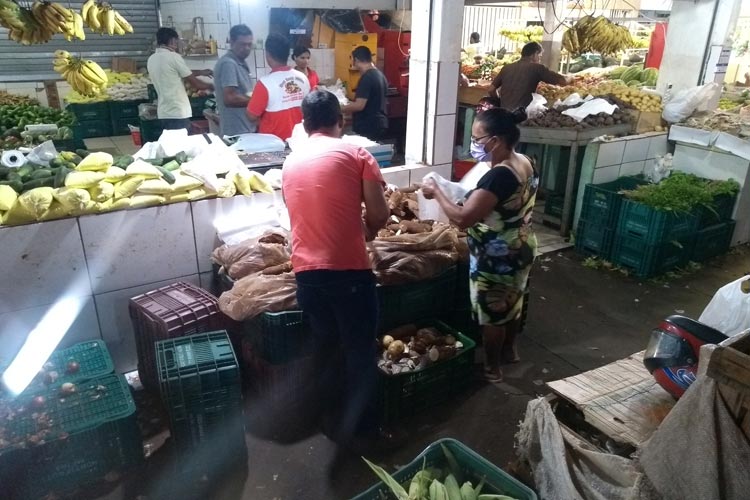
[
  {"xmin": 53, "ymin": 50, "xmax": 109, "ymax": 97},
  {"xmin": 562, "ymin": 15, "xmax": 634, "ymax": 57},
  {"xmin": 31, "ymin": 1, "xmax": 84, "ymax": 41},
  {"xmin": 81, "ymin": 0, "xmax": 133, "ymax": 36}
]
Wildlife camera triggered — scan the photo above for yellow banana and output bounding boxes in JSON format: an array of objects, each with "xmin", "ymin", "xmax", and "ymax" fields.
[
  {"xmin": 73, "ymin": 11, "xmax": 84, "ymax": 40},
  {"xmin": 105, "ymin": 8, "xmax": 114, "ymax": 36},
  {"xmin": 78, "ymin": 60, "xmax": 108, "ymax": 87},
  {"xmin": 113, "ymin": 22, "xmax": 124, "ymax": 36},
  {"xmin": 54, "ymin": 49, "xmax": 70, "ymax": 59},
  {"xmin": 86, "ymin": 3, "xmax": 100, "ymax": 30},
  {"xmin": 48, "ymin": 2, "xmax": 73, "ymax": 22},
  {"xmin": 113, "ymin": 11, "xmax": 132, "ymax": 33},
  {"xmin": 81, "ymin": 0, "xmax": 94, "ymax": 21}
]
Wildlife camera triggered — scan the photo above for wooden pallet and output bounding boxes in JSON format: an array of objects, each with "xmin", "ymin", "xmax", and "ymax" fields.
[
  {"xmin": 546, "ymin": 351, "xmax": 676, "ymax": 447},
  {"xmin": 698, "ymin": 330, "xmax": 750, "ymax": 438}
]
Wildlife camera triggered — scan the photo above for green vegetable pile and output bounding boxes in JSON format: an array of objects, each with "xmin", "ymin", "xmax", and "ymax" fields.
[
  {"xmin": 0, "ymin": 104, "xmax": 76, "ymax": 134},
  {"xmin": 0, "ymin": 126, "xmax": 74, "ymax": 150},
  {"xmin": 363, "ymin": 444, "xmax": 518, "ymax": 500},
  {"xmin": 623, "ymin": 172, "xmax": 740, "ymax": 213}
]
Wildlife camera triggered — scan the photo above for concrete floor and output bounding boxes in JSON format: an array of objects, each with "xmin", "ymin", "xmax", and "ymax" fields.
[{"xmin": 79, "ymin": 245, "xmax": 750, "ymax": 500}]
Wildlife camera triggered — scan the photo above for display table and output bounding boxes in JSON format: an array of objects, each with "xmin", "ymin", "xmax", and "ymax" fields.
[{"xmin": 519, "ymin": 124, "xmax": 632, "ymax": 235}]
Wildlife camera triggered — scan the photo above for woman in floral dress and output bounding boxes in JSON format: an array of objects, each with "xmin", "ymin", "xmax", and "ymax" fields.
[{"xmin": 422, "ymin": 107, "xmax": 538, "ymax": 381}]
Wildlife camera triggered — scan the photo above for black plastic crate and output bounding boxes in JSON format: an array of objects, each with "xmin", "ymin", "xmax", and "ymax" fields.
[
  {"xmin": 156, "ymin": 331, "xmax": 243, "ymax": 452},
  {"xmin": 73, "ymin": 119, "xmax": 113, "ymax": 139},
  {"xmin": 543, "ymin": 193, "xmax": 565, "ymax": 218},
  {"xmin": 190, "ymin": 96, "xmax": 210, "ymax": 118},
  {"xmin": 697, "ymin": 193, "xmax": 737, "ymax": 228},
  {"xmin": 243, "ymin": 310, "xmax": 312, "ymax": 365},
  {"xmin": 139, "ymin": 117, "xmax": 163, "ymax": 143},
  {"xmin": 580, "ymin": 176, "xmax": 647, "ymax": 226},
  {"xmin": 617, "ymin": 199, "xmax": 698, "ymax": 245},
  {"xmin": 109, "ymin": 99, "xmax": 148, "ymax": 121},
  {"xmin": 378, "ymin": 321, "xmax": 476, "ymax": 424},
  {"xmin": 129, "ymin": 282, "xmax": 228, "ymax": 390},
  {"xmin": 3, "ymin": 374, "xmax": 142, "ymax": 499},
  {"xmin": 112, "ymin": 116, "xmax": 139, "ymax": 136},
  {"xmin": 611, "ymin": 233, "xmax": 690, "ymax": 278},
  {"xmin": 575, "ymin": 218, "xmax": 615, "ymax": 259},
  {"xmin": 378, "ymin": 266, "xmax": 457, "ymax": 333},
  {"xmin": 690, "ymin": 221, "xmax": 735, "ymax": 262},
  {"xmin": 66, "ymin": 102, "xmax": 111, "ymax": 121}
]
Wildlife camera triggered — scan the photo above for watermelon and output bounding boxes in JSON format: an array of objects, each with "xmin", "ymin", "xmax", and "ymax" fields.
[
  {"xmin": 621, "ymin": 66, "xmax": 643, "ymax": 84},
  {"xmin": 641, "ymin": 68, "xmax": 659, "ymax": 86},
  {"xmin": 608, "ymin": 66, "xmax": 627, "ymax": 79}
]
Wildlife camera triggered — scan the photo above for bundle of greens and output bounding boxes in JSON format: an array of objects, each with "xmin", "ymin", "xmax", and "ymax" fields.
[{"xmin": 623, "ymin": 172, "xmax": 740, "ymax": 213}]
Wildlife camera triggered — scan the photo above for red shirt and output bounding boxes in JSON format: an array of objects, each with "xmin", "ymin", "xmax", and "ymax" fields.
[
  {"xmin": 282, "ymin": 134, "xmax": 384, "ymax": 272},
  {"xmin": 247, "ymin": 66, "xmax": 310, "ymax": 140},
  {"xmin": 306, "ymin": 68, "xmax": 320, "ymax": 89}
]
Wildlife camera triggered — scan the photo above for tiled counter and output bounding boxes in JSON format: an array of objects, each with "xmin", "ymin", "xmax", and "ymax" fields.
[{"xmin": 0, "ymin": 164, "xmax": 449, "ymax": 373}]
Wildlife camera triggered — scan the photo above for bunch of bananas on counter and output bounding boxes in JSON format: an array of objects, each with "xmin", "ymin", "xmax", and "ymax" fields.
[
  {"xmin": 562, "ymin": 15, "xmax": 634, "ymax": 57},
  {"xmin": 81, "ymin": 0, "xmax": 132, "ymax": 36},
  {"xmin": 53, "ymin": 50, "xmax": 109, "ymax": 97},
  {"xmin": 0, "ymin": 0, "xmax": 83, "ymax": 44}
]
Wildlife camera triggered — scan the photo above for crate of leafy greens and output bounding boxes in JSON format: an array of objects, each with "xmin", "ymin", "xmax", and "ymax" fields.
[
  {"xmin": 690, "ymin": 220, "xmax": 736, "ymax": 263},
  {"xmin": 377, "ymin": 321, "xmax": 476, "ymax": 424},
  {"xmin": 580, "ymin": 175, "xmax": 647, "ymax": 226},
  {"xmin": 696, "ymin": 179, "xmax": 740, "ymax": 228},
  {"xmin": 1, "ymin": 374, "xmax": 142, "ymax": 499},
  {"xmin": 354, "ymin": 438, "xmax": 537, "ymax": 500}
]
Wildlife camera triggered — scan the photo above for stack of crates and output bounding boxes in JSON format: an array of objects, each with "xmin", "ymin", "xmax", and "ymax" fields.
[
  {"xmin": 109, "ymin": 99, "xmax": 148, "ymax": 135},
  {"xmin": 156, "ymin": 331, "xmax": 245, "ymax": 479},
  {"xmin": 612, "ymin": 199, "xmax": 699, "ymax": 277},
  {"xmin": 2, "ymin": 341, "xmax": 141, "ymax": 499},
  {"xmin": 690, "ymin": 192, "xmax": 737, "ymax": 263},
  {"xmin": 67, "ymin": 102, "xmax": 113, "ymax": 139},
  {"xmin": 129, "ymin": 281, "xmax": 228, "ymax": 390},
  {"xmin": 576, "ymin": 176, "xmax": 647, "ymax": 260}
]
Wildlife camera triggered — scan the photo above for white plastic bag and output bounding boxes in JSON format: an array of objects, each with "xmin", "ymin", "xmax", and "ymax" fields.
[
  {"xmin": 698, "ymin": 276, "xmax": 750, "ymax": 336},
  {"xmin": 561, "ymin": 98, "xmax": 618, "ymax": 122},
  {"xmin": 525, "ymin": 93, "xmax": 548, "ymax": 119},
  {"xmin": 422, "ymin": 172, "xmax": 468, "ymax": 203},
  {"xmin": 229, "ymin": 133, "xmax": 285, "ymax": 153},
  {"xmin": 417, "ymin": 191, "xmax": 449, "ymax": 223},
  {"xmin": 645, "ymin": 153, "xmax": 673, "ymax": 183},
  {"xmin": 25, "ymin": 140, "xmax": 58, "ymax": 166},
  {"xmin": 662, "ymin": 82, "xmax": 721, "ymax": 123}
]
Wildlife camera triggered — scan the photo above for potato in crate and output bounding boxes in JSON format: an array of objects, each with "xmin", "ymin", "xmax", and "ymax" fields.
[{"xmin": 129, "ymin": 281, "xmax": 229, "ymax": 390}]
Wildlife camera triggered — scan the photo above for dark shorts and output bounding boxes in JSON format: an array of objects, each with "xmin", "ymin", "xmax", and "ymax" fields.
[{"xmin": 160, "ymin": 118, "xmax": 191, "ymax": 131}]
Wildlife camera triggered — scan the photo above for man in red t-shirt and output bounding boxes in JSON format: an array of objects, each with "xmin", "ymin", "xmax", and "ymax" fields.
[
  {"xmin": 247, "ymin": 33, "xmax": 310, "ymax": 141},
  {"xmin": 283, "ymin": 90, "xmax": 390, "ymax": 450}
]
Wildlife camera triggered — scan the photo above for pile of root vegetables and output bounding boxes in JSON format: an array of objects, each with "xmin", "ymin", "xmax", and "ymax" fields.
[{"xmin": 378, "ymin": 324, "xmax": 465, "ymax": 375}]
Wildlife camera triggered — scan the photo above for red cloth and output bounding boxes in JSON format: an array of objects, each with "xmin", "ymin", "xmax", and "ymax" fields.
[
  {"xmin": 645, "ymin": 23, "xmax": 668, "ymax": 70},
  {"xmin": 247, "ymin": 66, "xmax": 309, "ymax": 140},
  {"xmin": 307, "ymin": 68, "xmax": 320, "ymax": 89},
  {"xmin": 282, "ymin": 133, "xmax": 384, "ymax": 272}
]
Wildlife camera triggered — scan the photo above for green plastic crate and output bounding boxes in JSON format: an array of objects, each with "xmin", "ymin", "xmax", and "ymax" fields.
[
  {"xmin": 66, "ymin": 102, "xmax": 111, "ymax": 121},
  {"xmin": 697, "ymin": 193, "xmax": 737, "ymax": 228},
  {"xmin": 611, "ymin": 233, "xmax": 690, "ymax": 278},
  {"xmin": 112, "ymin": 116, "xmax": 139, "ymax": 136},
  {"xmin": 543, "ymin": 193, "xmax": 565, "ymax": 218},
  {"xmin": 109, "ymin": 99, "xmax": 148, "ymax": 121},
  {"xmin": 243, "ymin": 310, "xmax": 312, "ymax": 365},
  {"xmin": 23, "ymin": 340, "xmax": 114, "ymax": 392},
  {"xmin": 690, "ymin": 220, "xmax": 735, "ymax": 262},
  {"xmin": 3, "ymin": 374, "xmax": 142, "ymax": 498},
  {"xmin": 378, "ymin": 267, "xmax": 457, "ymax": 333},
  {"xmin": 617, "ymin": 199, "xmax": 698, "ymax": 245},
  {"xmin": 73, "ymin": 119, "xmax": 113, "ymax": 139},
  {"xmin": 580, "ymin": 176, "xmax": 647, "ymax": 226},
  {"xmin": 575, "ymin": 218, "xmax": 615, "ymax": 259},
  {"xmin": 378, "ymin": 321, "xmax": 476, "ymax": 424},
  {"xmin": 352, "ymin": 438, "xmax": 538, "ymax": 500},
  {"xmin": 139, "ymin": 117, "xmax": 163, "ymax": 143},
  {"xmin": 156, "ymin": 331, "xmax": 243, "ymax": 451}
]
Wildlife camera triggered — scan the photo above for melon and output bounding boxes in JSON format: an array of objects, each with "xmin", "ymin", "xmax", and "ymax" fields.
[{"xmin": 621, "ymin": 66, "xmax": 643, "ymax": 84}]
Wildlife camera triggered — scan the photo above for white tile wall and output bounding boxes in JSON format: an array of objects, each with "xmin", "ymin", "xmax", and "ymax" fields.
[
  {"xmin": 79, "ymin": 204, "xmax": 199, "ymax": 294},
  {"xmin": 436, "ymin": 62, "xmax": 459, "ymax": 116},
  {"xmin": 381, "ymin": 166, "xmax": 411, "ymax": 188},
  {"xmin": 408, "ymin": 164, "xmax": 452, "ymax": 184},
  {"xmin": 198, "ymin": 271, "xmax": 214, "ymax": 293},
  {"xmin": 433, "ymin": 114, "xmax": 456, "ymax": 165},
  {"xmin": 94, "ymin": 274, "xmax": 201, "ymax": 372},
  {"xmin": 620, "ymin": 161, "xmax": 646, "ymax": 177},
  {"xmin": 0, "ymin": 297, "xmax": 100, "ymax": 369},
  {"xmin": 595, "ymin": 141, "xmax": 626, "ymax": 168},
  {"xmin": 592, "ymin": 164, "xmax": 620, "ymax": 184},
  {"xmin": 622, "ymin": 137, "xmax": 650, "ymax": 163},
  {"xmin": 0, "ymin": 219, "xmax": 90, "ymax": 315},
  {"xmin": 647, "ymin": 135, "xmax": 669, "ymax": 159}
]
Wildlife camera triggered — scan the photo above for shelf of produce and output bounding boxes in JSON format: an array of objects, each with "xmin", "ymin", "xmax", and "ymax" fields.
[{"xmin": 519, "ymin": 123, "xmax": 632, "ymax": 236}]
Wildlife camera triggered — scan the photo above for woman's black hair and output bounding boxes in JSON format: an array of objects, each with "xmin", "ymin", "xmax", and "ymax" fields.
[
  {"xmin": 475, "ymin": 107, "xmax": 527, "ymax": 147},
  {"xmin": 292, "ymin": 46, "xmax": 311, "ymax": 59}
]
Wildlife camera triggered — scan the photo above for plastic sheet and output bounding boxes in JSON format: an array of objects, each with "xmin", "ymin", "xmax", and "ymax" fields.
[{"xmin": 699, "ymin": 276, "xmax": 750, "ymax": 336}]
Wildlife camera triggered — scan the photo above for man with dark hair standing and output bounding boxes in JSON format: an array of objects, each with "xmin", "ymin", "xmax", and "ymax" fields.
[
  {"xmin": 342, "ymin": 46, "xmax": 388, "ymax": 141},
  {"xmin": 247, "ymin": 33, "xmax": 309, "ymax": 140},
  {"xmin": 213, "ymin": 24, "xmax": 256, "ymax": 136},
  {"xmin": 147, "ymin": 27, "xmax": 214, "ymax": 131},
  {"xmin": 488, "ymin": 41, "xmax": 569, "ymax": 112},
  {"xmin": 282, "ymin": 90, "xmax": 391, "ymax": 451}
]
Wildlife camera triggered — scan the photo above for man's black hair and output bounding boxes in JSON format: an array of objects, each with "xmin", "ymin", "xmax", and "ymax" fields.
[
  {"xmin": 352, "ymin": 46, "xmax": 373, "ymax": 63},
  {"xmin": 302, "ymin": 90, "xmax": 341, "ymax": 132},
  {"xmin": 265, "ymin": 33, "xmax": 291, "ymax": 63},
  {"xmin": 156, "ymin": 27, "xmax": 179, "ymax": 46}
]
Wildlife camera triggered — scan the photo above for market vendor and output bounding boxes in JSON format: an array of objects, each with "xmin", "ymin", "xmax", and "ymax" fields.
[
  {"xmin": 147, "ymin": 27, "xmax": 214, "ymax": 131},
  {"xmin": 292, "ymin": 46, "xmax": 320, "ymax": 89},
  {"xmin": 487, "ymin": 41, "xmax": 569, "ymax": 112},
  {"xmin": 213, "ymin": 24, "xmax": 256, "ymax": 136},
  {"xmin": 422, "ymin": 107, "xmax": 538, "ymax": 382},
  {"xmin": 282, "ymin": 90, "xmax": 394, "ymax": 450},
  {"xmin": 247, "ymin": 33, "xmax": 310, "ymax": 141},
  {"xmin": 342, "ymin": 46, "xmax": 388, "ymax": 141}
]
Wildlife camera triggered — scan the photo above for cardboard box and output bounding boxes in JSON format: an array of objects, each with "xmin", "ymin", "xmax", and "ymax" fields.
[
  {"xmin": 458, "ymin": 85, "xmax": 490, "ymax": 106},
  {"xmin": 634, "ymin": 111, "xmax": 665, "ymax": 134},
  {"xmin": 112, "ymin": 57, "xmax": 137, "ymax": 73}
]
